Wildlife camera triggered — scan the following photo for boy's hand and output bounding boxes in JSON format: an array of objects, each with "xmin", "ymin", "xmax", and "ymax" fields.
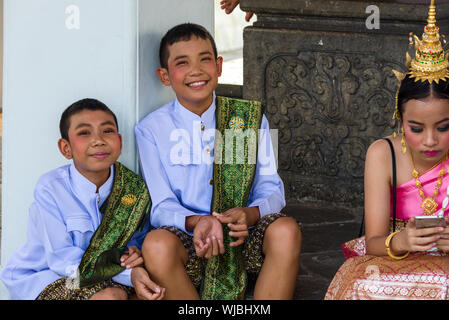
[
  {"xmin": 193, "ymin": 215, "xmax": 225, "ymax": 258},
  {"xmin": 131, "ymin": 267, "xmax": 165, "ymax": 300},
  {"xmin": 213, "ymin": 207, "xmax": 250, "ymax": 247},
  {"xmin": 120, "ymin": 246, "xmax": 143, "ymax": 269}
]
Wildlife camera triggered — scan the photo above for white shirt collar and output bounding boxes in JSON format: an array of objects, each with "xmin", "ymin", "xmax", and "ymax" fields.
[
  {"xmin": 69, "ymin": 163, "xmax": 114, "ymax": 206},
  {"xmin": 174, "ymin": 92, "xmax": 216, "ymax": 125}
]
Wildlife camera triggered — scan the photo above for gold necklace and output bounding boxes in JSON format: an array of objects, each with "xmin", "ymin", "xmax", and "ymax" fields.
[{"xmin": 410, "ymin": 150, "xmax": 448, "ymax": 215}]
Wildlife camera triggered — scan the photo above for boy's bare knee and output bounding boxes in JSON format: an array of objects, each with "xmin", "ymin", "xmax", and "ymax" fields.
[
  {"xmin": 142, "ymin": 229, "xmax": 187, "ymax": 265},
  {"xmin": 142, "ymin": 229, "xmax": 179, "ymax": 256},
  {"xmin": 264, "ymin": 217, "xmax": 302, "ymax": 256},
  {"xmin": 89, "ymin": 287, "xmax": 128, "ymax": 300}
]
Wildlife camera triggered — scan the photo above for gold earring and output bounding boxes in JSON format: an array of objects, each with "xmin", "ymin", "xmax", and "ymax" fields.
[{"xmin": 401, "ymin": 126, "xmax": 407, "ymax": 154}]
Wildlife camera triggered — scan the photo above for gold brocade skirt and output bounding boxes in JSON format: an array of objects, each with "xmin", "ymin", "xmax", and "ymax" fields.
[{"xmin": 325, "ymin": 253, "xmax": 449, "ymax": 300}]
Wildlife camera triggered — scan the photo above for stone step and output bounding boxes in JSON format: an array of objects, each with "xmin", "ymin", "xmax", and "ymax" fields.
[{"xmin": 245, "ymin": 203, "xmax": 362, "ymax": 299}]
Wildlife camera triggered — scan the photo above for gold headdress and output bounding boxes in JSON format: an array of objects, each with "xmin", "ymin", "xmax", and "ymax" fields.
[
  {"xmin": 409, "ymin": 0, "xmax": 449, "ymax": 83},
  {"xmin": 392, "ymin": 0, "xmax": 449, "ymax": 152}
]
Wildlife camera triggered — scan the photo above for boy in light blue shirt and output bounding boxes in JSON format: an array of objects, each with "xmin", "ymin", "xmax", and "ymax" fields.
[
  {"xmin": 133, "ymin": 23, "xmax": 302, "ymax": 300},
  {"xmin": 0, "ymin": 98, "xmax": 162, "ymax": 300}
]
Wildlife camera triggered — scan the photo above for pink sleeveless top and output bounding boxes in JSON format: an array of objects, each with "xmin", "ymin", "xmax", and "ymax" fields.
[
  {"xmin": 342, "ymin": 159, "xmax": 449, "ymax": 259},
  {"xmin": 393, "ymin": 160, "xmax": 449, "ymax": 221}
]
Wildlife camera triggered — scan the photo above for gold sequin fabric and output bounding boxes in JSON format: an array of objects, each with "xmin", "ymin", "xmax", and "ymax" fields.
[
  {"xmin": 36, "ymin": 278, "xmax": 133, "ymax": 300},
  {"xmin": 158, "ymin": 213, "xmax": 289, "ymax": 288}
]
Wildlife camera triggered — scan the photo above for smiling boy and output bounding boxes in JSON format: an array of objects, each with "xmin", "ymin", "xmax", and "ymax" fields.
[
  {"xmin": 0, "ymin": 98, "xmax": 160, "ymax": 300},
  {"xmin": 134, "ymin": 23, "xmax": 302, "ymax": 300}
]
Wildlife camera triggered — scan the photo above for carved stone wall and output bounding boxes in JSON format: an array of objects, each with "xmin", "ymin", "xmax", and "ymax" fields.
[{"xmin": 242, "ymin": 0, "xmax": 449, "ymax": 207}]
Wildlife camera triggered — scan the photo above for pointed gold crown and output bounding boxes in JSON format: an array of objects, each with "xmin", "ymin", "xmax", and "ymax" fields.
[
  {"xmin": 409, "ymin": 0, "xmax": 449, "ymax": 83},
  {"xmin": 391, "ymin": 0, "xmax": 449, "ymax": 125}
]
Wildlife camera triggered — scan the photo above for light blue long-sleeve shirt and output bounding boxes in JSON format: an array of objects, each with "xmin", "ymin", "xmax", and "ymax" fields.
[
  {"xmin": 0, "ymin": 164, "xmax": 147, "ymax": 300},
  {"xmin": 135, "ymin": 96, "xmax": 286, "ymax": 235}
]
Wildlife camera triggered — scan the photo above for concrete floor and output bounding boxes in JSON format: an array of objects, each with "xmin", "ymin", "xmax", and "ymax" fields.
[{"xmin": 290, "ymin": 203, "xmax": 362, "ymax": 299}]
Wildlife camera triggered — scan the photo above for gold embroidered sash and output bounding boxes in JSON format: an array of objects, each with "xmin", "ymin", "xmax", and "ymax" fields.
[
  {"xmin": 78, "ymin": 162, "xmax": 151, "ymax": 288},
  {"xmin": 200, "ymin": 96, "xmax": 263, "ymax": 300}
]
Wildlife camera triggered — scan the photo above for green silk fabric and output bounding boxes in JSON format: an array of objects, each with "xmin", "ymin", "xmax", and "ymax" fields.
[
  {"xmin": 200, "ymin": 96, "xmax": 263, "ymax": 300},
  {"xmin": 78, "ymin": 162, "xmax": 151, "ymax": 288}
]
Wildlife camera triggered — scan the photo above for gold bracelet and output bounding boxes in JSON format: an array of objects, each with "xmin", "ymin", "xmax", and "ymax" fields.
[{"xmin": 385, "ymin": 231, "xmax": 410, "ymax": 260}]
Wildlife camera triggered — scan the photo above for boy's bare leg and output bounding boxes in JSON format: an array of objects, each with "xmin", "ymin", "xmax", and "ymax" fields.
[
  {"xmin": 142, "ymin": 229, "xmax": 199, "ymax": 300},
  {"xmin": 89, "ymin": 287, "xmax": 128, "ymax": 300},
  {"xmin": 253, "ymin": 217, "xmax": 302, "ymax": 300}
]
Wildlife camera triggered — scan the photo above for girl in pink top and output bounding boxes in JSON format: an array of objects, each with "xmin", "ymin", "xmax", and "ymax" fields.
[{"xmin": 326, "ymin": 0, "xmax": 449, "ymax": 300}]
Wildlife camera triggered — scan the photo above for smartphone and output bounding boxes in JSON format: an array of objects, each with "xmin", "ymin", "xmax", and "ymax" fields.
[{"xmin": 414, "ymin": 215, "xmax": 446, "ymax": 229}]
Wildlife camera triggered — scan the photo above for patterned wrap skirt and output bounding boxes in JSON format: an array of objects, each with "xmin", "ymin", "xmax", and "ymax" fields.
[
  {"xmin": 325, "ymin": 252, "xmax": 449, "ymax": 300},
  {"xmin": 36, "ymin": 278, "xmax": 134, "ymax": 300},
  {"xmin": 326, "ymin": 223, "xmax": 449, "ymax": 300}
]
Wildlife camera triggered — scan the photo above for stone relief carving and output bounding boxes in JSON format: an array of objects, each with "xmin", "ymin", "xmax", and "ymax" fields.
[{"xmin": 264, "ymin": 51, "xmax": 405, "ymax": 205}]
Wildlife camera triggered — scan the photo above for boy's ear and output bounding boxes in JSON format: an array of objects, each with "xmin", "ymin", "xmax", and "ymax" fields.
[
  {"xmin": 58, "ymin": 138, "xmax": 73, "ymax": 160},
  {"xmin": 216, "ymin": 56, "xmax": 223, "ymax": 77},
  {"xmin": 156, "ymin": 67, "xmax": 171, "ymax": 86},
  {"xmin": 118, "ymin": 133, "xmax": 123, "ymax": 154}
]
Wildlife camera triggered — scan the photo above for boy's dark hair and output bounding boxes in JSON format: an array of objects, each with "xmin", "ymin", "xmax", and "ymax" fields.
[
  {"xmin": 59, "ymin": 98, "xmax": 118, "ymax": 141},
  {"xmin": 159, "ymin": 23, "xmax": 218, "ymax": 69}
]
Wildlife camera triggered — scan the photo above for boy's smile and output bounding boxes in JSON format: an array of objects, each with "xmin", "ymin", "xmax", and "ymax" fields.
[
  {"xmin": 58, "ymin": 109, "xmax": 122, "ymax": 188},
  {"xmin": 157, "ymin": 36, "xmax": 223, "ymax": 116}
]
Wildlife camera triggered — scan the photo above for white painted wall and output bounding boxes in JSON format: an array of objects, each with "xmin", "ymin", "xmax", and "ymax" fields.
[
  {"xmin": 0, "ymin": 0, "xmax": 213, "ymax": 299},
  {"xmin": 214, "ymin": 1, "xmax": 252, "ymax": 54},
  {"xmin": 214, "ymin": 2, "xmax": 254, "ymax": 85}
]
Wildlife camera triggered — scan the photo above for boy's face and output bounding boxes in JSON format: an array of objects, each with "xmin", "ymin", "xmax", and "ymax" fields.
[
  {"xmin": 157, "ymin": 36, "xmax": 223, "ymax": 112},
  {"xmin": 58, "ymin": 109, "xmax": 122, "ymax": 182}
]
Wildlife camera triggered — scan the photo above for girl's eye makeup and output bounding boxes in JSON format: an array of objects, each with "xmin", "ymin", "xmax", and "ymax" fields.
[
  {"xmin": 410, "ymin": 127, "xmax": 423, "ymax": 133},
  {"xmin": 408, "ymin": 124, "xmax": 449, "ymax": 133}
]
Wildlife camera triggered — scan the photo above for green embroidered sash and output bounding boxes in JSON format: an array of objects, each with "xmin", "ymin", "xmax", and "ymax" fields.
[
  {"xmin": 200, "ymin": 96, "xmax": 263, "ymax": 300},
  {"xmin": 78, "ymin": 162, "xmax": 151, "ymax": 288}
]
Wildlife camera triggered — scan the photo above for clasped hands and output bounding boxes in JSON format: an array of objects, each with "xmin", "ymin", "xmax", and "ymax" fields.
[
  {"xmin": 119, "ymin": 246, "xmax": 144, "ymax": 269},
  {"xmin": 193, "ymin": 207, "xmax": 251, "ymax": 258},
  {"xmin": 397, "ymin": 216, "xmax": 449, "ymax": 253}
]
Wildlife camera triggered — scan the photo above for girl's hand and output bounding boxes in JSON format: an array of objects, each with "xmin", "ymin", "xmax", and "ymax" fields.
[
  {"xmin": 436, "ymin": 216, "xmax": 449, "ymax": 252},
  {"xmin": 398, "ymin": 217, "xmax": 444, "ymax": 252}
]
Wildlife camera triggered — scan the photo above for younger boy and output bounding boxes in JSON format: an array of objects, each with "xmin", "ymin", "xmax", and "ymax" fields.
[
  {"xmin": 134, "ymin": 23, "xmax": 302, "ymax": 299},
  {"xmin": 0, "ymin": 98, "xmax": 162, "ymax": 300}
]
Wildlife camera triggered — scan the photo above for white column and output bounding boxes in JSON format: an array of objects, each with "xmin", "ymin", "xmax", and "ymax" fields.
[{"xmin": 0, "ymin": 0, "xmax": 213, "ymax": 299}]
